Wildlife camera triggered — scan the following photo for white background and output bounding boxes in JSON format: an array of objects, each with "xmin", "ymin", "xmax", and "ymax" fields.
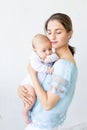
[{"xmin": 0, "ymin": 0, "xmax": 87, "ymax": 130}]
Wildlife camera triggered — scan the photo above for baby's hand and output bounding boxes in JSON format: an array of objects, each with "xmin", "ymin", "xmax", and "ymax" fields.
[
  {"xmin": 47, "ymin": 67, "xmax": 54, "ymax": 74},
  {"xmin": 44, "ymin": 56, "xmax": 51, "ymax": 64}
]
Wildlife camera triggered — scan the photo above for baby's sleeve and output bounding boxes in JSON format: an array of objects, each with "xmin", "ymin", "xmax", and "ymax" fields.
[
  {"xmin": 50, "ymin": 60, "xmax": 70, "ymax": 98},
  {"xmin": 30, "ymin": 56, "xmax": 48, "ymax": 73},
  {"xmin": 47, "ymin": 53, "xmax": 59, "ymax": 63}
]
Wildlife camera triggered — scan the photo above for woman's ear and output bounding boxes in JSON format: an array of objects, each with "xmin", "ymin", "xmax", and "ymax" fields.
[{"xmin": 68, "ymin": 31, "xmax": 73, "ymax": 39}]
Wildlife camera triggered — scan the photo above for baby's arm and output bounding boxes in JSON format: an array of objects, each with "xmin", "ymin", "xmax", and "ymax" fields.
[
  {"xmin": 30, "ymin": 56, "xmax": 49, "ymax": 73},
  {"xmin": 44, "ymin": 53, "xmax": 59, "ymax": 64},
  {"xmin": 31, "ymin": 58, "xmax": 54, "ymax": 74},
  {"xmin": 30, "ymin": 52, "xmax": 57, "ymax": 74}
]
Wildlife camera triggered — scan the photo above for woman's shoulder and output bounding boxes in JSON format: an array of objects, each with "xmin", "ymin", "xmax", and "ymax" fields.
[
  {"xmin": 53, "ymin": 59, "xmax": 77, "ymax": 68},
  {"xmin": 53, "ymin": 59, "xmax": 78, "ymax": 79}
]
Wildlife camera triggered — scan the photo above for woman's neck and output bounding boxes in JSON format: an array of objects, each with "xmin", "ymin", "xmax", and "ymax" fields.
[
  {"xmin": 55, "ymin": 46, "xmax": 68, "ymax": 58},
  {"xmin": 55, "ymin": 46, "xmax": 75, "ymax": 63}
]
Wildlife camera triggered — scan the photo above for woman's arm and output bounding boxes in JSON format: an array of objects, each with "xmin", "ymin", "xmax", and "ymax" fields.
[{"xmin": 28, "ymin": 64, "xmax": 60, "ymax": 110}]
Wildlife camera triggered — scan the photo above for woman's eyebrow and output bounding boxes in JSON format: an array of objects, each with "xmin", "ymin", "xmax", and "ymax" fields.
[
  {"xmin": 47, "ymin": 28, "xmax": 64, "ymax": 31},
  {"xmin": 55, "ymin": 28, "xmax": 64, "ymax": 31}
]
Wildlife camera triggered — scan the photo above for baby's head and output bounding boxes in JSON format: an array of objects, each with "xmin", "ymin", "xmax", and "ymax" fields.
[{"xmin": 32, "ymin": 34, "xmax": 52, "ymax": 60}]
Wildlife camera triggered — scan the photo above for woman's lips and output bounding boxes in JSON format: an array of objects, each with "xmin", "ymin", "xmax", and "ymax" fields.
[{"xmin": 51, "ymin": 41, "xmax": 57, "ymax": 45}]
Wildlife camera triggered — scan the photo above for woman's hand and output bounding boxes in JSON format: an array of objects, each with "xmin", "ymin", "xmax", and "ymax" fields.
[{"xmin": 18, "ymin": 85, "xmax": 34, "ymax": 106}]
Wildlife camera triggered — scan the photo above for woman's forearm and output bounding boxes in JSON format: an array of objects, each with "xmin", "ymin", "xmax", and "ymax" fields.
[
  {"xmin": 31, "ymin": 73, "xmax": 49, "ymax": 108},
  {"xmin": 32, "ymin": 75, "xmax": 60, "ymax": 110}
]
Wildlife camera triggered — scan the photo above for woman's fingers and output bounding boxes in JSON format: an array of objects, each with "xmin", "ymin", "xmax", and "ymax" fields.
[
  {"xmin": 23, "ymin": 94, "xmax": 34, "ymax": 106},
  {"xmin": 18, "ymin": 85, "xmax": 35, "ymax": 106}
]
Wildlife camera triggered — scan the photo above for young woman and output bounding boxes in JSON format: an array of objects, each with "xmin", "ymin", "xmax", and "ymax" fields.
[{"xmin": 18, "ymin": 13, "xmax": 78, "ymax": 130}]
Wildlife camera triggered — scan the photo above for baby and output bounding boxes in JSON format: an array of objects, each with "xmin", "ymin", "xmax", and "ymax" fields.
[{"xmin": 20, "ymin": 34, "xmax": 59, "ymax": 124}]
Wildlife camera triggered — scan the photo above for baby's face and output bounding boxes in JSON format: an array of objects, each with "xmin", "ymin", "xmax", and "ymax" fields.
[{"xmin": 35, "ymin": 41, "xmax": 52, "ymax": 60}]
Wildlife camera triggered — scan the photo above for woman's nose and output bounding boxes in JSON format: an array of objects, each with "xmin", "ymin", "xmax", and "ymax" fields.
[{"xmin": 50, "ymin": 33, "xmax": 56, "ymax": 40}]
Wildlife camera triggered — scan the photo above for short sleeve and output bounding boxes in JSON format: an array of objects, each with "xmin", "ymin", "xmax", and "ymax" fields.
[{"xmin": 50, "ymin": 60, "xmax": 71, "ymax": 98}]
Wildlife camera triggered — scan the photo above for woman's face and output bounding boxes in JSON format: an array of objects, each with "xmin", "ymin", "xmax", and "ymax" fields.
[{"xmin": 46, "ymin": 20, "xmax": 72, "ymax": 49}]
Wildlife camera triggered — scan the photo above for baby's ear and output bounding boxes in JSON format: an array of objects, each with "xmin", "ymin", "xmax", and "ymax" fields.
[{"xmin": 33, "ymin": 47, "xmax": 36, "ymax": 52}]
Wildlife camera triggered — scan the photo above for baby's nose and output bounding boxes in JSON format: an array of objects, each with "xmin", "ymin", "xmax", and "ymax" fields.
[{"xmin": 46, "ymin": 50, "xmax": 50, "ymax": 55}]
